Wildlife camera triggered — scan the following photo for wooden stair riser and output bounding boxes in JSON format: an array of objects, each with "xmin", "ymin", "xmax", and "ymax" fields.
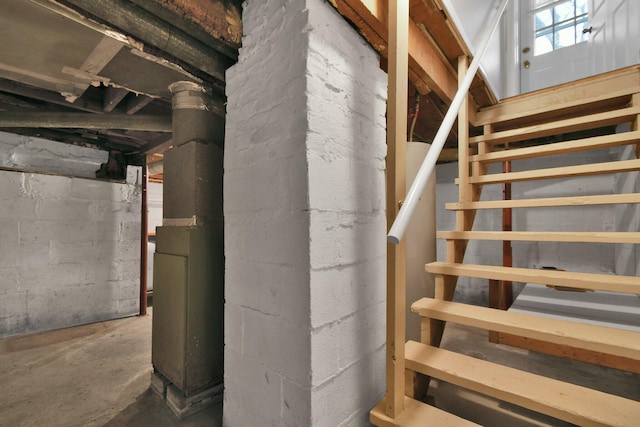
[
  {"xmin": 405, "ymin": 341, "xmax": 640, "ymax": 427},
  {"xmin": 457, "ymin": 158, "xmax": 640, "ymax": 185},
  {"xmin": 411, "ymin": 297, "xmax": 640, "ymax": 360},
  {"xmin": 470, "ymin": 106, "xmax": 640, "ymax": 146},
  {"xmin": 471, "ymin": 130, "xmax": 640, "ymax": 164},
  {"xmin": 474, "ymin": 66, "xmax": 640, "ymax": 127},
  {"xmin": 446, "ymin": 192, "xmax": 640, "ymax": 210},
  {"xmin": 437, "ymin": 230, "xmax": 640, "ymax": 244},
  {"xmin": 425, "ymin": 262, "xmax": 640, "ymax": 294}
]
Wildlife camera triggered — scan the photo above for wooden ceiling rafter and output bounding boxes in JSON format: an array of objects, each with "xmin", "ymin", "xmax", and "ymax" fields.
[{"xmin": 330, "ymin": 0, "xmax": 506, "ymax": 129}]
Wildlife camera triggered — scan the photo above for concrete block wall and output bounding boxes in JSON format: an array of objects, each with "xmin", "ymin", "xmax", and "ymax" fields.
[
  {"xmin": 224, "ymin": 0, "xmax": 386, "ymax": 425},
  {"xmin": 0, "ymin": 137, "xmax": 141, "ymax": 338},
  {"xmin": 306, "ymin": 2, "xmax": 387, "ymax": 425},
  {"xmin": 0, "ymin": 130, "xmax": 107, "ymax": 178},
  {"xmin": 436, "ymin": 148, "xmax": 628, "ymax": 306}
]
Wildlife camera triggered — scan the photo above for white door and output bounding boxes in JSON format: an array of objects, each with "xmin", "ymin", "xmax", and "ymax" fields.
[{"xmin": 519, "ymin": 0, "xmax": 638, "ymax": 94}]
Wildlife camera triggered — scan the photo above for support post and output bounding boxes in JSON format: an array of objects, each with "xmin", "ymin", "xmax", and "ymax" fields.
[
  {"xmin": 385, "ymin": 0, "xmax": 409, "ymax": 418},
  {"xmin": 139, "ymin": 158, "xmax": 148, "ymax": 316}
]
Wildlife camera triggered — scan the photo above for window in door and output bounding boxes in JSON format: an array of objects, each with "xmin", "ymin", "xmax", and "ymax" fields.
[{"xmin": 534, "ymin": 0, "xmax": 589, "ymax": 56}]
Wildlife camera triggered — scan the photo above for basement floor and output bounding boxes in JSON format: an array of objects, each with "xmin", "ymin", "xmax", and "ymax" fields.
[
  {"xmin": 0, "ymin": 309, "xmax": 637, "ymax": 426},
  {"xmin": 0, "ymin": 307, "xmax": 221, "ymax": 427}
]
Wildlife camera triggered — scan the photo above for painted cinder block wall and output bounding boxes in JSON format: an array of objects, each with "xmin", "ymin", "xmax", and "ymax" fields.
[
  {"xmin": 224, "ymin": 0, "xmax": 387, "ymax": 425},
  {"xmin": 0, "ymin": 133, "xmax": 141, "ymax": 338}
]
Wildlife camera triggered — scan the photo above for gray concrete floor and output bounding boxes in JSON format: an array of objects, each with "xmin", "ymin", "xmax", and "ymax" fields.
[
  {"xmin": 1, "ymin": 307, "xmax": 637, "ymax": 426},
  {"xmin": 0, "ymin": 307, "xmax": 221, "ymax": 427}
]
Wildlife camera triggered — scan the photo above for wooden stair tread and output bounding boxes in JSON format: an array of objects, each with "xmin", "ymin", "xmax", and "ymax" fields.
[
  {"xmin": 471, "ymin": 131, "xmax": 640, "ymax": 164},
  {"xmin": 469, "ymin": 106, "xmax": 640, "ymax": 146},
  {"xmin": 446, "ymin": 193, "xmax": 640, "ymax": 210},
  {"xmin": 437, "ymin": 230, "xmax": 640, "ymax": 244},
  {"xmin": 405, "ymin": 341, "xmax": 640, "ymax": 427},
  {"xmin": 370, "ymin": 395, "xmax": 480, "ymax": 427},
  {"xmin": 474, "ymin": 65, "xmax": 640, "ymax": 126},
  {"xmin": 411, "ymin": 297, "xmax": 640, "ymax": 360},
  {"xmin": 425, "ymin": 262, "xmax": 640, "ymax": 294},
  {"xmin": 466, "ymin": 159, "xmax": 640, "ymax": 185}
]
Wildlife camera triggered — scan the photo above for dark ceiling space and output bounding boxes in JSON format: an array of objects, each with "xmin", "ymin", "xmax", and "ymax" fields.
[{"xmin": 0, "ymin": 0, "xmax": 241, "ymax": 166}]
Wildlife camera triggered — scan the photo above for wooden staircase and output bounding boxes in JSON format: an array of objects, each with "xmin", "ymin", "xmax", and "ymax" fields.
[{"xmin": 372, "ymin": 66, "xmax": 640, "ymax": 426}]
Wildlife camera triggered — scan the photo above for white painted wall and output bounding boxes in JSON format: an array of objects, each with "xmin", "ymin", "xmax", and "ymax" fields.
[
  {"xmin": 0, "ymin": 136, "xmax": 141, "ymax": 338},
  {"xmin": 0, "ymin": 131, "xmax": 107, "ymax": 178},
  {"xmin": 224, "ymin": 0, "xmax": 386, "ymax": 425},
  {"xmin": 442, "ymin": 0, "xmax": 506, "ymax": 99},
  {"xmin": 436, "ymin": 148, "xmax": 631, "ymax": 306},
  {"xmin": 147, "ymin": 182, "xmax": 163, "ymax": 234}
]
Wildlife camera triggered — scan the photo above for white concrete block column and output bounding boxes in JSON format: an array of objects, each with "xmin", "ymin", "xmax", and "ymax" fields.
[{"xmin": 224, "ymin": 0, "xmax": 387, "ymax": 425}]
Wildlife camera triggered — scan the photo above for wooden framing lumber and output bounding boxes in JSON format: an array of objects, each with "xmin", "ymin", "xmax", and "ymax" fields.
[
  {"xmin": 470, "ymin": 106, "xmax": 640, "ymax": 146},
  {"xmin": 495, "ymin": 333, "xmax": 640, "ymax": 374},
  {"xmin": 446, "ymin": 193, "xmax": 640, "ymax": 210},
  {"xmin": 328, "ymin": 0, "xmax": 479, "ymax": 119},
  {"xmin": 412, "ymin": 298, "xmax": 640, "ymax": 360},
  {"xmin": 383, "ymin": 0, "xmax": 409, "ymax": 417},
  {"xmin": 475, "ymin": 65, "xmax": 640, "ymax": 126},
  {"xmin": 467, "ymin": 159, "xmax": 640, "ymax": 185},
  {"xmin": 370, "ymin": 395, "xmax": 480, "ymax": 426},
  {"xmin": 61, "ymin": 0, "xmax": 233, "ymax": 82},
  {"xmin": 405, "ymin": 341, "xmax": 640, "ymax": 426},
  {"xmin": 0, "ymin": 112, "xmax": 171, "ymax": 132},
  {"xmin": 472, "ymin": 131, "xmax": 640, "ymax": 163},
  {"xmin": 437, "ymin": 230, "xmax": 640, "ymax": 244},
  {"xmin": 425, "ymin": 262, "xmax": 640, "ymax": 294}
]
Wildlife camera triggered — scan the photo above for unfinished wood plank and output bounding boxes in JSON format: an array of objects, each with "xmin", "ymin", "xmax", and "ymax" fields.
[
  {"xmin": 437, "ymin": 230, "xmax": 640, "ymax": 244},
  {"xmin": 472, "ymin": 131, "xmax": 640, "ymax": 164},
  {"xmin": 475, "ymin": 65, "xmax": 640, "ymax": 126},
  {"xmin": 446, "ymin": 193, "xmax": 640, "ymax": 210},
  {"xmin": 495, "ymin": 333, "xmax": 640, "ymax": 374},
  {"xmin": 425, "ymin": 262, "xmax": 640, "ymax": 294},
  {"xmin": 466, "ymin": 159, "xmax": 640, "ymax": 185},
  {"xmin": 470, "ymin": 106, "xmax": 640, "ymax": 146},
  {"xmin": 412, "ymin": 297, "xmax": 640, "ymax": 360},
  {"xmin": 405, "ymin": 341, "xmax": 640, "ymax": 427},
  {"xmin": 370, "ymin": 395, "xmax": 480, "ymax": 427},
  {"xmin": 384, "ymin": 0, "xmax": 409, "ymax": 417}
]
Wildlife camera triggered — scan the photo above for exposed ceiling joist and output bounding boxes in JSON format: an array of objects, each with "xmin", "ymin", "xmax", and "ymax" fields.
[
  {"xmin": 103, "ymin": 87, "xmax": 129, "ymax": 112},
  {"xmin": 329, "ymin": 0, "xmax": 481, "ymax": 121},
  {"xmin": 129, "ymin": 0, "xmax": 241, "ymax": 60},
  {"xmin": 0, "ymin": 112, "xmax": 171, "ymax": 132},
  {"xmin": 57, "ymin": 0, "xmax": 233, "ymax": 84},
  {"xmin": 140, "ymin": 135, "xmax": 173, "ymax": 154}
]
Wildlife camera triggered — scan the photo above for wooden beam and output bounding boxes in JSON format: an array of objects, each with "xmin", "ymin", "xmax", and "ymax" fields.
[
  {"xmin": 61, "ymin": 0, "xmax": 233, "ymax": 82},
  {"xmin": 128, "ymin": 0, "xmax": 241, "ymax": 59},
  {"xmin": 384, "ymin": 0, "xmax": 409, "ymax": 418},
  {"xmin": 496, "ymin": 333, "xmax": 640, "ymax": 374},
  {"xmin": 103, "ymin": 87, "xmax": 129, "ymax": 112},
  {"xmin": 140, "ymin": 136, "xmax": 173, "ymax": 155},
  {"xmin": 329, "ymin": 0, "xmax": 478, "ymax": 116},
  {"xmin": 0, "ymin": 112, "xmax": 171, "ymax": 132},
  {"xmin": 446, "ymin": 193, "xmax": 640, "ymax": 211},
  {"xmin": 125, "ymin": 94, "xmax": 155, "ymax": 115},
  {"xmin": 426, "ymin": 262, "xmax": 640, "ymax": 294},
  {"xmin": 405, "ymin": 341, "xmax": 640, "ymax": 426},
  {"xmin": 438, "ymin": 230, "xmax": 640, "ymax": 244},
  {"xmin": 470, "ymin": 106, "xmax": 640, "ymax": 146}
]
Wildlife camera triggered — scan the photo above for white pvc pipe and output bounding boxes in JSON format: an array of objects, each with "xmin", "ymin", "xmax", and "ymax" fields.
[{"xmin": 387, "ymin": 0, "xmax": 509, "ymax": 244}]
